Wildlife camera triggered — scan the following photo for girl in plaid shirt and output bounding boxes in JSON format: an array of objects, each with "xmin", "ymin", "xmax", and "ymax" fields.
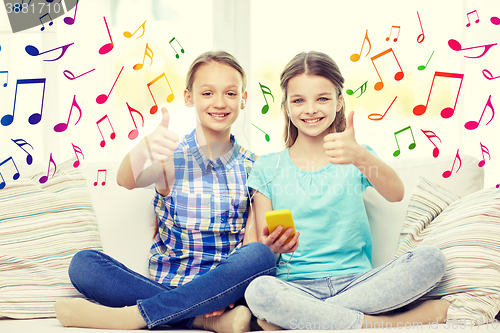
[{"xmin": 55, "ymin": 51, "xmax": 276, "ymax": 331}]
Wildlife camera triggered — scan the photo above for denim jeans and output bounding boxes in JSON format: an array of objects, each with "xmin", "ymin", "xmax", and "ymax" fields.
[
  {"xmin": 245, "ymin": 245, "xmax": 447, "ymax": 330},
  {"xmin": 68, "ymin": 242, "xmax": 276, "ymax": 329}
]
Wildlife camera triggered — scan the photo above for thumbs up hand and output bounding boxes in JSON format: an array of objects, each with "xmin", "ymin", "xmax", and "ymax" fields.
[
  {"xmin": 323, "ymin": 111, "xmax": 361, "ymax": 165},
  {"xmin": 144, "ymin": 107, "xmax": 179, "ymax": 162}
]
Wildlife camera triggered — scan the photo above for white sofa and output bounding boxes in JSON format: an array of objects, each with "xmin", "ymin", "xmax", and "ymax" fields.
[{"xmin": 1, "ymin": 154, "xmax": 499, "ymax": 333}]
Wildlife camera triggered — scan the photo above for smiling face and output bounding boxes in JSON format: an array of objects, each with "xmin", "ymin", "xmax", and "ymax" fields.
[
  {"xmin": 184, "ymin": 61, "xmax": 247, "ymax": 142},
  {"xmin": 286, "ymin": 73, "xmax": 342, "ymax": 140}
]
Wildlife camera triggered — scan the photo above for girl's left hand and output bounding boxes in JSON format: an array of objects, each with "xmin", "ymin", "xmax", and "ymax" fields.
[{"xmin": 323, "ymin": 111, "xmax": 361, "ymax": 165}]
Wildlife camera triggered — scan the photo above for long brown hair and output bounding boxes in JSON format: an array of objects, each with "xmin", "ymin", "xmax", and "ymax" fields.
[{"xmin": 280, "ymin": 51, "xmax": 346, "ymax": 147}]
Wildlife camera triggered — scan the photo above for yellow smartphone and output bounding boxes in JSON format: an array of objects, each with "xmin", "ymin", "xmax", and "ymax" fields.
[{"xmin": 265, "ymin": 209, "xmax": 296, "ymax": 243}]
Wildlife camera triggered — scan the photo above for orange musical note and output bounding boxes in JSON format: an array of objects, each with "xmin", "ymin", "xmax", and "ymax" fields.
[
  {"xmin": 72, "ymin": 143, "xmax": 84, "ymax": 168},
  {"xmin": 94, "ymin": 169, "xmax": 107, "ymax": 186},
  {"xmin": 96, "ymin": 115, "xmax": 116, "ymax": 148},
  {"xmin": 123, "ymin": 20, "xmax": 147, "ymax": 38},
  {"xmin": 368, "ymin": 96, "xmax": 397, "ymax": 121},
  {"xmin": 385, "ymin": 25, "xmax": 401, "ymax": 42},
  {"xmin": 442, "ymin": 149, "xmax": 461, "ymax": 178},
  {"xmin": 25, "ymin": 43, "xmax": 73, "ymax": 62},
  {"xmin": 464, "ymin": 95, "xmax": 494, "ymax": 130},
  {"xmin": 416, "ymin": 11, "xmax": 425, "ymax": 43},
  {"xmin": 448, "ymin": 39, "xmax": 497, "ymax": 59},
  {"xmin": 133, "ymin": 43, "xmax": 154, "ymax": 70},
  {"xmin": 63, "ymin": 0, "xmax": 79, "ymax": 25},
  {"xmin": 477, "ymin": 142, "xmax": 490, "ymax": 168},
  {"xmin": 63, "ymin": 68, "xmax": 96, "ymax": 80},
  {"xmin": 370, "ymin": 48, "xmax": 404, "ymax": 91},
  {"xmin": 350, "ymin": 30, "xmax": 371, "ymax": 62},
  {"xmin": 1, "ymin": 78, "xmax": 46, "ymax": 126},
  {"xmin": 99, "ymin": 16, "xmax": 114, "ymax": 55},
  {"xmin": 413, "ymin": 71, "xmax": 464, "ymax": 118},
  {"xmin": 0, "ymin": 157, "xmax": 20, "ymax": 190},
  {"xmin": 346, "ymin": 81, "xmax": 368, "ymax": 98},
  {"xmin": 39, "ymin": 153, "xmax": 57, "ymax": 184},
  {"xmin": 126, "ymin": 102, "xmax": 145, "ymax": 140},
  {"xmin": 96, "ymin": 66, "xmax": 124, "ymax": 104},
  {"xmin": 482, "ymin": 69, "xmax": 500, "ymax": 80},
  {"xmin": 147, "ymin": 73, "xmax": 175, "ymax": 114},
  {"xmin": 393, "ymin": 126, "xmax": 416, "ymax": 157},
  {"xmin": 39, "ymin": 13, "xmax": 53, "ymax": 31},
  {"xmin": 259, "ymin": 82, "xmax": 274, "ymax": 114},
  {"xmin": 420, "ymin": 129, "xmax": 442, "ymax": 158},
  {"xmin": 11, "ymin": 138, "xmax": 34, "ymax": 165},
  {"xmin": 169, "ymin": 37, "xmax": 184, "ymax": 59},
  {"xmin": 466, "ymin": 10, "xmax": 480, "ymax": 27},
  {"xmin": 54, "ymin": 95, "xmax": 82, "ymax": 133},
  {"xmin": 251, "ymin": 123, "xmax": 270, "ymax": 142}
]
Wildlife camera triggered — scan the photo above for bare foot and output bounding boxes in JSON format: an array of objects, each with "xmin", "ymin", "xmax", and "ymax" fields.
[
  {"xmin": 257, "ymin": 318, "xmax": 283, "ymax": 331},
  {"xmin": 195, "ymin": 305, "xmax": 252, "ymax": 333}
]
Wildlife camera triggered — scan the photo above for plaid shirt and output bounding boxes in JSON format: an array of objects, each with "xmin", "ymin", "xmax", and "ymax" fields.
[{"xmin": 149, "ymin": 129, "xmax": 255, "ymax": 286}]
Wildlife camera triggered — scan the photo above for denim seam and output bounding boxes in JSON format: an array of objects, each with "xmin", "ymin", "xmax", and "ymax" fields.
[
  {"xmin": 146, "ymin": 266, "xmax": 276, "ymax": 328},
  {"xmin": 137, "ymin": 300, "xmax": 153, "ymax": 328}
]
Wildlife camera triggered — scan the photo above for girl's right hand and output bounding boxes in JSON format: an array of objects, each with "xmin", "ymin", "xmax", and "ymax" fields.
[
  {"xmin": 144, "ymin": 107, "xmax": 179, "ymax": 161},
  {"xmin": 260, "ymin": 225, "xmax": 299, "ymax": 253}
]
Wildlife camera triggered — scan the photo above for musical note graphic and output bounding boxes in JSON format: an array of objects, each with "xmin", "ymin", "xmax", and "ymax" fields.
[
  {"xmin": 126, "ymin": 102, "xmax": 144, "ymax": 140},
  {"xmin": 350, "ymin": 30, "xmax": 371, "ymax": 62},
  {"xmin": 417, "ymin": 11, "xmax": 425, "ymax": 43},
  {"xmin": 464, "ymin": 95, "xmax": 494, "ymax": 130},
  {"xmin": 477, "ymin": 142, "xmax": 490, "ymax": 168},
  {"xmin": 39, "ymin": 153, "xmax": 57, "ymax": 184},
  {"xmin": 482, "ymin": 69, "xmax": 500, "ymax": 80},
  {"xmin": 63, "ymin": 0, "xmax": 78, "ymax": 25},
  {"xmin": 99, "ymin": 16, "xmax": 114, "ymax": 55},
  {"xmin": 39, "ymin": 13, "xmax": 53, "ymax": 31},
  {"xmin": 169, "ymin": 37, "xmax": 184, "ymax": 59},
  {"xmin": 417, "ymin": 51, "xmax": 434, "ymax": 71},
  {"xmin": 133, "ymin": 43, "xmax": 154, "ymax": 70},
  {"xmin": 94, "ymin": 169, "xmax": 107, "ymax": 186},
  {"xmin": 147, "ymin": 73, "xmax": 175, "ymax": 114},
  {"xmin": 251, "ymin": 123, "xmax": 270, "ymax": 142},
  {"xmin": 491, "ymin": 16, "xmax": 500, "ymax": 25},
  {"xmin": 63, "ymin": 68, "xmax": 96, "ymax": 80},
  {"xmin": 11, "ymin": 138, "xmax": 34, "ymax": 165},
  {"xmin": 0, "ymin": 157, "xmax": 20, "ymax": 190},
  {"xmin": 123, "ymin": 20, "xmax": 146, "ymax": 38},
  {"xmin": 370, "ymin": 48, "xmax": 404, "ymax": 91},
  {"xmin": 448, "ymin": 39, "xmax": 497, "ymax": 59},
  {"xmin": 442, "ymin": 149, "xmax": 461, "ymax": 178},
  {"xmin": 72, "ymin": 143, "xmax": 84, "ymax": 168},
  {"xmin": 1, "ymin": 71, "xmax": 7, "ymax": 87},
  {"xmin": 96, "ymin": 115, "xmax": 116, "ymax": 147},
  {"xmin": 368, "ymin": 96, "xmax": 397, "ymax": 121},
  {"xmin": 1, "ymin": 78, "xmax": 46, "ymax": 126},
  {"xmin": 54, "ymin": 95, "xmax": 82, "ymax": 133},
  {"xmin": 413, "ymin": 71, "xmax": 464, "ymax": 118},
  {"xmin": 385, "ymin": 25, "xmax": 401, "ymax": 42},
  {"xmin": 393, "ymin": 126, "xmax": 416, "ymax": 157},
  {"xmin": 346, "ymin": 81, "xmax": 368, "ymax": 98},
  {"xmin": 25, "ymin": 42, "xmax": 74, "ymax": 62},
  {"xmin": 496, "ymin": 184, "xmax": 500, "ymax": 189},
  {"xmin": 466, "ymin": 10, "xmax": 480, "ymax": 27},
  {"xmin": 96, "ymin": 66, "xmax": 124, "ymax": 104},
  {"xmin": 420, "ymin": 130, "xmax": 441, "ymax": 158},
  {"xmin": 259, "ymin": 82, "xmax": 274, "ymax": 114}
]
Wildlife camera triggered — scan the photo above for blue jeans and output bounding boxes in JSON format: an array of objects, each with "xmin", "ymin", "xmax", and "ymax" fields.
[
  {"xmin": 245, "ymin": 245, "xmax": 447, "ymax": 330},
  {"xmin": 68, "ymin": 242, "xmax": 276, "ymax": 329}
]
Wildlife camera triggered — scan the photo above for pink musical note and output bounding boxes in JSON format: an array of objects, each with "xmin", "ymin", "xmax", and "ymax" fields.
[
  {"xmin": 25, "ymin": 43, "xmax": 73, "ymax": 62},
  {"xmin": 368, "ymin": 96, "xmax": 397, "ymax": 121},
  {"xmin": 39, "ymin": 153, "xmax": 57, "ymax": 184},
  {"xmin": 370, "ymin": 48, "xmax": 404, "ymax": 91},
  {"xmin": 123, "ymin": 20, "xmax": 147, "ymax": 38},
  {"xmin": 416, "ymin": 11, "xmax": 425, "ymax": 43},
  {"xmin": 496, "ymin": 184, "xmax": 500, "ymax": 189},
  {"xmin": 11, "ymin": 138, "xmax": 34, "ymax": 165},
  {"xmin": 54, "ymin": 95, "xmax": 82, "ymax": 133},
  {"xmin": 96, "ymin": 66, "xmax": 124, "ymax": 104},
  {"xmin": 126, "ymin": 102, "xmax": 144, "ymax": 140},
  {"xmin": 448, "ymin": 39, "xmax": 497, "ymax": 59},
  {"xmin": 442, "ymin": 149, "xmax": 461, "ymax": 178},
  {"xmin": 63, "ymin": 0, "xmax": 78, "ymax": 25},
  {"xmin": 96, "ymin": 115, "xmax": 116, "ymax": 148},
  {"xmin": 63, "ymin": 68, "xmax": 96, "ymax": 80},
  {"xmin": 464, "ymin": 95, "xmax": 494, "ymax": 130},
  {"xmin": 133, "ymin": 43, "xmax": 154, "ymax": 70},
  {"xmin": 477, "ymin": 142, "xmax": 490, "ymax": 168},
  {"xmin": 350, "ymin": 29, "xmax": 371, "ymax": 62},
  {"xmin": 94, "ymin": 169, "xmax": 107, "ymax": 186},
  {"xmin": 491, "ymin": 16, "xmax": 500, "ymax": 25},
  {"xmin": 413, "ymin": 71, "xmax": 464, "ymax": 118},
  {"xmin": 0, "ymin": 157, "xmax": 20, "ymax": 190},
  {"xmin": 72, "ymin": 143, "xmax": 84, "ymax": 168},
  {"xmin": 99, "ymin": 16, "xmax": 114, "ymax": 55},
  {"xmin": 420, "ymin": 129, "xmax": 442, "ymax": 158},
  {"xmin": 385, "ymin": 25, "xmax": 401, "ymax": 42},
  {"xmin": 1, "ymin": 78, "xmax": 46, "ymax": 126},
  {"xmin": 147, "ymin": 73, "xmax": 175, "ymax": 114},
  {"xmin": 39, "ymin": 13, "xmax": 53, "ymax": 31},
  {"xmin": 466, "ymin": 10, "xmax": 480, "ymax": 27},
  {"xmin": 482, "ymin": 69, "xmax": 500, "ymax": 80}
]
